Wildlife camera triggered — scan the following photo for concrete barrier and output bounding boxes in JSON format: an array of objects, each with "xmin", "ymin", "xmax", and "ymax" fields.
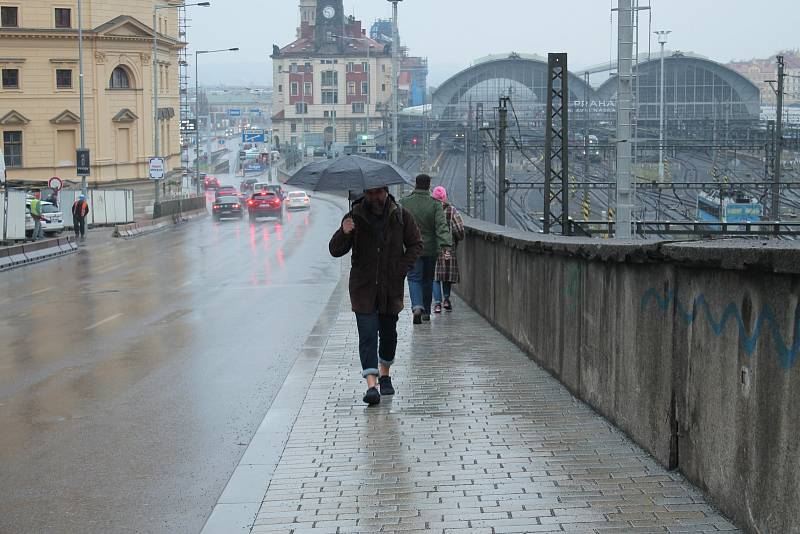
[
  {"xmin": 113, "ymin": 207, "xmax": 207, "ymax": 239},
  {"xmin": 152, "ymin": 197, "xmax": 206, "ymax": 220},
  {"xmin": 0, "ymin": 237, "xmax": 77, "ymax": 272},
  {"xmin": 456, "ymin": 218, "xmax": 800, "ymax": 534}
]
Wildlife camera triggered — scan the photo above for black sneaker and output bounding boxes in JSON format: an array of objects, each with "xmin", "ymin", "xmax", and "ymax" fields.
[
  {"xmin": 443, "ymin": 298, "xmax": 453, "ymax": 312},
  {"xmin": 413, "ymin": 309, "xmax": 423, "ymax": 325},
  {"xmin": 422, "ymin": 313, "xmax": 431, "ymax": 322},
  {"xmin": 363, "ymin": 387, "xmax": 381, "ymax": 405},
  {"xmin": 379, "ymin": 375, "xmax": 395, "ymax": 396}
]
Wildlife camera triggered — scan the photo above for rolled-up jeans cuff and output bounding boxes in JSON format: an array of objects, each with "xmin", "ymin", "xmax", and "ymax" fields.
[
  {"xmin": 378, "ymin": 357, "xmax": 394, "ymax": 367},
  {"xmin": 362, "ymin": 368, "xmax": 379, "ymax": 378}
]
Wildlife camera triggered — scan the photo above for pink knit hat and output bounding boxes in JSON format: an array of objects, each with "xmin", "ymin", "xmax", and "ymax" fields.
[{"xmin": 432, "ymin": 186, "xmax": 447, "ymax": 202}]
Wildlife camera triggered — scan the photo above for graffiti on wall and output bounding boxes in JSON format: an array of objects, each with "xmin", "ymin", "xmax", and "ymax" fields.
[{"xmin": 641, "ymin": 287, "xmax": 800, "ymax": 370}]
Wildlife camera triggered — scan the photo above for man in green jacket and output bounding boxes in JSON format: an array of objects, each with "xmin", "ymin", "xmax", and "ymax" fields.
[{"xmin": 401, "ymin": 174, "xmax": 453, "ymax": 324}]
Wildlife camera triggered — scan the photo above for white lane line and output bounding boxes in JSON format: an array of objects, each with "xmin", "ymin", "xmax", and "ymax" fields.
[
  {"xmin": 25, "ymin": 287, "xmax": 52, "ymax": 297},
  {"xmin": 84, "ymin": 313, "xmax": 124, "ymax": 331},
  {"xmin": 95, "ymin": 263, "xmax": 124, "ymax": 275},
  {"xmin": 178, "ymin": 280, "xmax": 192, "ymax": 289}
]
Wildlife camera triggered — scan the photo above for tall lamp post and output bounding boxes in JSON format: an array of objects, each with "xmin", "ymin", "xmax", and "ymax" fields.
[
  {"xmin": 655, "ymin": 30, "xmax": 671, "ymax": 183},
  {"xmin": 333, "ymin": 34, "xmax": 373, "ymax": 135},
  {"xmin": 195, "ymin": 48, "xmax": 239, "ymax": 195},
  {"xmin": 77, "ymin": 0, "xmax": 87, "ymax": 195},
  {"xmin": 387, "ymin": 0, "xmax": 402, "ymax": 164},
  {"xmin": 153, "ymin": 1, "xmax": 210, "ymax": 206}
]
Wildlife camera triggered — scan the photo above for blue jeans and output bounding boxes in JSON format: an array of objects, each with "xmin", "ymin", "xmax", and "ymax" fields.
[
  {"xmin": 433, "ymin": 281, "xmax": 452, "ymax": 304},
  {"xmin": 407, "ymin": 256, "xmax": 436, "ymax": 314},
  {"xmin": 355, "ymin": 312, "xmax": 398, "ymax": 378}
]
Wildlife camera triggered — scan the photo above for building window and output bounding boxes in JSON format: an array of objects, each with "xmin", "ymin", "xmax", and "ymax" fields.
[
  {"xmin": 290, "ymin": 136, "xmax": 297, "ymax": 146},
  {"xmin": 304, "ymin": 62, "xmax": 312, "ymax": 72},
  {"xmin": 321, "ymin": 71, "xmax": 337, "ymax": 87},
  {"xmin": 290, "ymin": 122, "xmax": 297, "ymax": 133},
  {"xmin": 290, "ymin": 82, "xmax": 299, "ymax": 96},
  {"xmin": 290, "ymin": 63, "xmax": 298, "ymax": 73},
  {"xmin": 352, "ymin": 102, "xmax": 365, "ymax": 114},
  {"xmin": 278, "ymin": 84, "xmax": 283, "ymax": 93},
  {"xmin": 2, "ymin": 68, "xmax": 19, "ymax": 89},
  {"xmin": 382, "ymin": 84, "xmax": 386, "ymax": 92},
  {"xmin": 348, "ymin": 82, "xmax": 356, "ymax": 95},
  {"xmin": 54, "ymin": 8, "xmax": 71, "ymax": 28},
  {"xmin": 346, "ymin": 62, "xmax": 354, "ymax": 73},
  {"xmin": 56, "ymin": 69, "xmax": 72, "ymax": 89},
  {"xmin": 278, "ymin": 65, "xmax": 282, "ymax": 73},
  {"xmin": 109, "ymin": 66, "xmax": 131, "ymax": 89},
  {"xmin": 295, "ymin": 102, "xmax": 307, "ymax": 114},
  {"xmin": 362, "ymin": 62, "xmax": 369, "ymax": 72},
  {"xmin": 324, "ymin": 110, "xmax": 337, "ymax": 118},
  {"xmin": 1, "ymin": 6, "xmax": 18, "ymax": 27},
  {"xmin": 361, "ymin": 82, "xmax": 369, "ymax": 95},
  {"xmin": 303, "ymin": 82, "xmax": 312, "ymax": 95},
  {"xmin": 381, "ymin": 64, "xmax": 386, "ymax": 73},
  {"xmin": 3, "ymin": 131, "xmax": 22, "ymax": 167},
  {"xmin": 304, "ymin": 122, "xmax": 310, "ymax": 132},
  {"xmin": 322, "ymin": 90, "xmax": 338, "ymax": 105}
]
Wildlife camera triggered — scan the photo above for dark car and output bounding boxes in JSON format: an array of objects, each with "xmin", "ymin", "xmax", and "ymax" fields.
[
  {"xmin": 247, "ymin": 191, "xmax": 283, "ymax": 222},
  {"xmin": 253, "ymin": 182, "xmax": 285, "ymax": 200},
  {"xmin": 204, "ymin": 175, "xmax": 221, "ymax": 189},
  {"xmin": 215, "ymin": 185, "xmax": 238, "ymax": 199},
  {"xmin": 212, "ymin": 195, "xmax": 244, "ymax": 221},
  {"xmin": 240, "ymin": 177, "xmax": 259, "ymax": 192}
]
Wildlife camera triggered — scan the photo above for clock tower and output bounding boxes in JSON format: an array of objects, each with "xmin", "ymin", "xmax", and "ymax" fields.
[{"xmin": 314, "ymin": 0, "xmax": 345, "ymax": 53}]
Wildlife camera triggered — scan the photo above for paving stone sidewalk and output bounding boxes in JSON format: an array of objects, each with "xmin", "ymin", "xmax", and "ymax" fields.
[{"xmin": 250, "ymin": 294, "xmax": 740, "ymax": 534}]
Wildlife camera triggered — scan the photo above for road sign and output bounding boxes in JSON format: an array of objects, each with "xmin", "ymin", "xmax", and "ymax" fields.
[
  {"xmin": 180, "ymin": 118, "xmax": 197, "ymax": 133},
  {"xmin": 242, "ymin": 129, "xmax": 266, "ymax": 143},
  {"xmin": 149, "ymin": 157, "xmax": 166, "ymax": 180},
  {"xmin": 249, "ymin": 109, "xmax": 262, "ymax": 115},
  {"xmin": 77, "ymin": 149, "xmax": 90, "ymax": 176},
  {"xmin": 218, "ymin": 139, "xmax": 226, "ymax": 146},
  {"xmin": 228, "ymin": 109, "xmax": 242, "ymax": 117},
  {"xmin": 48, "ymin": 176, "xmax": 63, "ymax": 191}
]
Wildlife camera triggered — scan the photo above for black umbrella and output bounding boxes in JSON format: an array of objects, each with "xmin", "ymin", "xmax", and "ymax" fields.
[{"xmin": 286, "ymin": 155, "xmax": 413, "ymax": 192}]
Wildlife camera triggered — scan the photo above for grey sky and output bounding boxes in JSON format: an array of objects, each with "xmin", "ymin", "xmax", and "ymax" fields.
[{"xmin": 189, "ymin": 0, "xmax": 799, "ymax": 87}]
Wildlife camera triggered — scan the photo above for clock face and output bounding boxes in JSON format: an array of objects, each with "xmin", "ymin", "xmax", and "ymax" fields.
[{"xmin": 322, "ymin": 5, "xmax": 335, "ymax": 19}]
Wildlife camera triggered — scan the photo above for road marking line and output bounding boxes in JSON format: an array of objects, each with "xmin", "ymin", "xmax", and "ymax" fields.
[
  {"xmin": 85, "ymin": 313, "xmax": 123, "ymax": 331},
  {"xmin": 95, "ymin": 263, "xmax": 124, "ymax": 275},
  {"xmin": 178, "ymin": 280, "xmax": 192, "ymax": 288},
  {"xmin": 25, "ymin": 287, "xmax": 52, "ymax": 297}
]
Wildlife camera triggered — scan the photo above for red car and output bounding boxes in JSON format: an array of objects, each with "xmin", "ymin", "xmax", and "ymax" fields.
[
  {"xmin": 215, "ymin": 185, "xmax": 238, "ymax": 199},
  {"xmin": 247, "ymin": 191, "xmax": 283, "ymax": 222},
  {"xmin": 204, "ymin": 176, "xmax": 221, "ymax": 189}
]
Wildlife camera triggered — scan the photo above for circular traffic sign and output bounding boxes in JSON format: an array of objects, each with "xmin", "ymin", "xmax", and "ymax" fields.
[{"xmin": 48, "ymin": 176, "xmax": 63, "ymax": 191}]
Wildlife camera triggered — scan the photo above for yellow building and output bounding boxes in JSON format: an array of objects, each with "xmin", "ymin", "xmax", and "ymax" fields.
[{"xmin": 0, "ymin": 0, "xmax": 183, "ymax": 184}]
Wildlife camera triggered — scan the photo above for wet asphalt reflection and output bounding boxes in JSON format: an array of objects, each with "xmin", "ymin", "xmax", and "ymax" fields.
[{"xmin": 0, "ymin": 191, "xmax": 345, "ymax": 533}]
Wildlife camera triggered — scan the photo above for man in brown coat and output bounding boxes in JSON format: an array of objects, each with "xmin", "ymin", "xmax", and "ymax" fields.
[{"xmin": 330, "ymin": 186, "xmax": 422, "ymax": 405}]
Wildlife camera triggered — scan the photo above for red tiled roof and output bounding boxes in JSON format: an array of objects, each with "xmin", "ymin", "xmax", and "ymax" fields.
[{"xmin": 271, "ymin": 110, "xmax": 285, "ymax": 121}]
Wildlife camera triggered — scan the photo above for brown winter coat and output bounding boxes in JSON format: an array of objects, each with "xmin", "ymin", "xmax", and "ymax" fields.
[{"xmin": 329, "ymin": 197, "xmax": 423, "ymax": 315}]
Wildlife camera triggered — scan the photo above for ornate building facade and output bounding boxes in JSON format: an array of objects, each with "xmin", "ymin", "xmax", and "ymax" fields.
[{"xmin": 0, "ymin": 0, "xmax": 183, "ymax": 183}]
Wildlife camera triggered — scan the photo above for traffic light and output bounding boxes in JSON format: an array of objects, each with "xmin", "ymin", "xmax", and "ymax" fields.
[{"xmin": 411, "ymin": 136, "xmax": 418, "ymax": 147}]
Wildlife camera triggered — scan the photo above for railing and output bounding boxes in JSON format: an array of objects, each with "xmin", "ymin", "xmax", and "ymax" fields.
[{"xmin": 571, "ymin": 219, "xmax": 800, "ymax": 237}]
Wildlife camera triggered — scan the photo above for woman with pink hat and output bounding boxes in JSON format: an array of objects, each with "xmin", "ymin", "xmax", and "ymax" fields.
[{"xmin": 431, "ymin": 186, "xmax": 465, "ymax": 313}]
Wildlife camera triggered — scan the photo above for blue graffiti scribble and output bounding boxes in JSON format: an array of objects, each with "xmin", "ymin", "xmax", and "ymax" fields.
[{"xmin": 641, "ymin": 288, "xmax": 800, "ymax": 370}]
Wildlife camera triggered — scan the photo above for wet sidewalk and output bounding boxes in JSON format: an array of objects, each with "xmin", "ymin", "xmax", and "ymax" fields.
[{"xmin": 218, "ymin": 281, "xmax": 740, "ymax": 533}]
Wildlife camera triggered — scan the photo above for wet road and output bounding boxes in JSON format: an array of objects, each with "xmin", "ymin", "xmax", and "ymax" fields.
[{"xmin": 0, "ymin": 186, "xmax": 346, "ymax": 533}]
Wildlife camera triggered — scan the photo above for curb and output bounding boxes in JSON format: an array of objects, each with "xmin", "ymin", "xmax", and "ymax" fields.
[
  {"xmin": 199, "ymin": 278, "xmax": 347, "ymax": 534},
  {"xmin": 0, "ymin": 236, "xmax": 78, "ymax": 272},
  {"xmin": 113, "ymin": 207, "xmax": 208, "ymax": 239}
]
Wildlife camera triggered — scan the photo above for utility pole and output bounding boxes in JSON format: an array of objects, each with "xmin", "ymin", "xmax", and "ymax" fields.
[
  {"xmin": 498, "ymin": 96, "xmax": 509, "ymax": 226},
  {"xmin": 615, "ymin": 0, "xmax": 634, "ymax": 238},
  {"xmin": 465, "ymin": 105, "xmax": 472, "ymax": 217},
  {"xmin": 655, "ymin": 30, "xmax": 670, "ymax": 183},
  {"xmin": 389, "ymin": 0, "xmax": 402, "ymax": 165},
  {"xmin": 77, "ymin": 0, "xmax": 87, "ymax": 195},
  {"xmin": 773, "ymin": 55, "xmax": 785, "ymax": 221}
]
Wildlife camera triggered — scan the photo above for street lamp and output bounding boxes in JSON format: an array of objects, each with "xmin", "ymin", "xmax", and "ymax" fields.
[
  {"xmin": 153, "ymin": 1, "xmax": 210, "ymax": 206},
  {"xmin": 655, "ymin": 30, "xmax": 671, "ymax": 182},
  {"xmin": 332, "ymin": 34, "xmax": 373, "ymax": 136},
  {"xmin": 77, "ymin": 0, "xmax": 87, "ymax": 195},
  {"xmin": 387, "ymin": 0, "xmax": 402, "ymax": 164},
  {"xmin": 195, "ymin": 47, "xmax": 239, "ymax": 195}
]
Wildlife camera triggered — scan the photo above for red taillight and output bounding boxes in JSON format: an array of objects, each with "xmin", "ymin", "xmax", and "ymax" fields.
[
  {"xmin": 213, "ymin": 205, "xmax": 220, "ymax": 210},
  {"xmin": 247, "ymin": 199, "xmax": 254, "ymax": 206},
  {"xmin": 270, "ymin": 199, "xmax": 281, "ymax": 206}
]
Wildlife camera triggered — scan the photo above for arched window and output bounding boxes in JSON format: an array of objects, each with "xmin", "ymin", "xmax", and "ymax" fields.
[{"xmin": 109, "ymin": 66, "xmax": 131, "ymax": 89}]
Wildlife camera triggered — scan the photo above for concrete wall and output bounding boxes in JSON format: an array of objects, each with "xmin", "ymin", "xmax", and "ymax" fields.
[{"xmin": 457, "ymin": 219, "xmax": 800, "ymax": 534}]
